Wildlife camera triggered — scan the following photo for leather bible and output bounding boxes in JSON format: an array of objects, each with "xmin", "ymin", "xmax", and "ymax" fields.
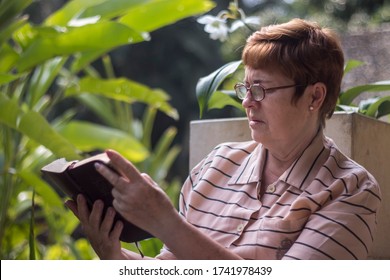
[{"xmin": 41, "ymin": 153, "xmax": 153, "ymax": 243}]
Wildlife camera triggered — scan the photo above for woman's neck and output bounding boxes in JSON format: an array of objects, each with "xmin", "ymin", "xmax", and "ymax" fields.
[{"xmin": 265, "ymin": 126, "xmax": 320, "ymax": 177}]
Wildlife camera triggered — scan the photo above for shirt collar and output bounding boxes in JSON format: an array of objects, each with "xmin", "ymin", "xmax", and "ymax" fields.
[
  {"xmin": 229, "ymin": 142, "xmax": 266, "ymax": 185},
  {"xmin": 229, "ymin": 129, "xmax": 328, "ymax": 191},
  {"xmin": 280, "ymin": 129, "xmax": 328, "ymax": 190}
]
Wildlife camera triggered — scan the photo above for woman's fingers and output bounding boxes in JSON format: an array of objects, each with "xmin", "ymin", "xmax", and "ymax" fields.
[
  {"xmin": 76, "ymin": 194, "xmax": 90, "ymax": 224},
  {"xmin": 100, "ymin": 207, "xmax": 116, "ymax": 235},
  {"xmin": 110, "ymin": 220, "xmax": 124, "ymax": 241},
  {"xmin": 89, "ymin": 200, "xmax": 104, "ymax": 226},
  {"xmin": 64, "ymin": 199, "xmax": 79, "ymax": 218},
  {"xmin": 95, "ymin": 162, "xmax": 130, "ymax": 194},
  {"xmin": 105, "ymin": 149, "xmax": 143, "ymax": 183}
]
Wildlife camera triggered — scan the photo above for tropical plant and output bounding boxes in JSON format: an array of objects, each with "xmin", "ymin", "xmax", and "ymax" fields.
[{"xmin": 0, "ymin": 0, "xmax": 215, "ymax": 259}]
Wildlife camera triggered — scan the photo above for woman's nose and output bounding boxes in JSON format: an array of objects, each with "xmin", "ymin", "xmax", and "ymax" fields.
[{"xmin": 242, "ymin": 91, "xmax": 256, "ymax": 108}]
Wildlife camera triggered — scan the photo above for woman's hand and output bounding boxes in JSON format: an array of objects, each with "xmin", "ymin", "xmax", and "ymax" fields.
[
  {"xmin": 65, "ymin": 195, "xmax": 127, "ymax": 259},
  {"xmin": 94, "ymin": 149, "xmax": 178, "ymax": 238}
]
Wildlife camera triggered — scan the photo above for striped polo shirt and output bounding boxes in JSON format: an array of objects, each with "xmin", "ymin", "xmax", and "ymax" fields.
[{"xmin": 157, "ymin": 131, "xmax": 381, "ymax": 260}]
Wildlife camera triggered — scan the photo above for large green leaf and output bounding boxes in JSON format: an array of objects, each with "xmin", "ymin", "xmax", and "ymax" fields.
[
  {"xmin": 339, "ymin": 80, "xmax": 390, "ymax": 105},
  {"xmin": 45, "ymin": 0, "xmax": 146, "ymax": 26},
  {"xmin": 76, "ymin": 0, "xmax": 152, "ymax": 22},
  {"xmin": 65, "ymin": 77, "xmax": 179, "ymax": 120},
  {"xmin": 44, "ymin": 0, "xmax": 106, "ymax": 26},
  {"xmin": 18, "ymin": 111, "xmax": 81, "ymax": 160},
  {"xmin": 59, "ymin": 121, "xmax": 149, "ymax": 162},
  {"xmin": 0, "ymin": 95, "xmax": 80, "ymax": 159},
  {"xmin": 16, "ymin": 21, "xmax": 145, "ymax": 71},
  {"xmin": 119, "ymin": 0, "xmax": 216, "ymax": 32},
  {"xmin": 196, "ymin": 60, "xmax": 242, "ymax": 117}
]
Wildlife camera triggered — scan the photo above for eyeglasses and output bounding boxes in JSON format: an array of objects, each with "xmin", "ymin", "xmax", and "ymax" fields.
[{"xmin": 234, "ymin": 83, "xmax": 304, "ymax": 101}]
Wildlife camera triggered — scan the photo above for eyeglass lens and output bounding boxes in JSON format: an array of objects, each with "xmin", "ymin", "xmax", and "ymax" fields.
[{"xmin": 235, "ymin": 84, "xmax": 264, "ymax": 101}]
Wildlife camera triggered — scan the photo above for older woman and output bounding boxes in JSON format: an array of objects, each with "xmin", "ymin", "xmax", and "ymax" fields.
[{"xmin": 66, "ymin": 18, "xmax": 381, "ymax": 260}]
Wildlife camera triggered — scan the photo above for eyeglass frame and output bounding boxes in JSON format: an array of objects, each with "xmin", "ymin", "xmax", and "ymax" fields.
[{"xmin": 234, "ymin": 82, "xmax": 305, "ymax": 101}]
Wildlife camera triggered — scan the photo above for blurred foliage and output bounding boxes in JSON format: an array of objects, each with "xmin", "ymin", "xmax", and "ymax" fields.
[{"xmin": 0, "ymin": 0, "xmax": 215, "ymax": 259}]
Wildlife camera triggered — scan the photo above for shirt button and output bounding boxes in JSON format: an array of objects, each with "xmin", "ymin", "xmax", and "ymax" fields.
[
  {"xmin": 237, "ymin": 224, "xmax": 244, "ymax": 232},
  {"xmin": 266, "ymin": 184, "xmax": 276, "ymax": 193}
]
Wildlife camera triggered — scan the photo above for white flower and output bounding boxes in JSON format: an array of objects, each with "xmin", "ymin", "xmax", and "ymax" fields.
[{"xmin": 197, "ymin": 15, "xmax": 229, "ymax": 42}]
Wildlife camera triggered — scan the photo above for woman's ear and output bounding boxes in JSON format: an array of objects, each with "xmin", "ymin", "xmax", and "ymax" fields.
[{"xmin": 309, "ymin": 82, "xmax": 326, "ymax": 111}]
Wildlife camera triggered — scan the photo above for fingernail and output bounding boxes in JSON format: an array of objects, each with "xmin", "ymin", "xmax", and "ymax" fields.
[
  {"xmin": 95, "ymin": 200, "xmax": 103, "ymax": 208},
  {"xmin": 94, "ymin": 162, "xmax": 102, "ymax": 170},
  {"xmin": 107, "ymin": 207, "xmax": 115, "ymax": 216}
]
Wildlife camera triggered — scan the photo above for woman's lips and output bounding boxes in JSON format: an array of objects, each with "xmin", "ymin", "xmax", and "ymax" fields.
[{"xmin": 249, "ymin": 118, "xmax": 263, "ymax": 128}]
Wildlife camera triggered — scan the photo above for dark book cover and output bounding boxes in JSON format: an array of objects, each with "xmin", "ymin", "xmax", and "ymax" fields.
[{"xmin": 41, "ymin": 153, "xmax": 153, "ymax": 243}]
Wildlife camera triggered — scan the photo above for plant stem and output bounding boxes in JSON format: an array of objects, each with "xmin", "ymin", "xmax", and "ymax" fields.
[{"xmin": 0, "ymin": 126, "xmax": 16, "ymax": 258}]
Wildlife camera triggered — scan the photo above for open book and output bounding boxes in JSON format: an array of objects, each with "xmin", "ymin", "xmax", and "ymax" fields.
[{"xmin": 41, "ymin": 153, "xmax": 153, "ymax": 243}]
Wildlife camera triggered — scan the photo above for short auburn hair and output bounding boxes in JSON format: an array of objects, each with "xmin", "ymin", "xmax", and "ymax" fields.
[{"xmin": 242, "ymin": 18, "xmax": 344, "ymax": 127}]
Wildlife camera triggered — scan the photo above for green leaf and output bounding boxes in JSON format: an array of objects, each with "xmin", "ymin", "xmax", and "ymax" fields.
[
  {"xmin": 11, "ymin": 22, "xmax": 37, "ymax": 50},
  {"xmin": 141, "ymin": 107, "xmax": 157, "ymax": 149},
  {"xmin": 0, "ymin": 15, "xmax": 28, "ymax": 49},
  {"xmin": 75, "ymin": 94, "xmax": 117, "ymax": 126},
  {"xmin": 149, "ymin": 126, "xmax": 178, "ymax": 180},
  {"xmin": 45, "ymin": 0, "xmax": 148, "ymax": 26},
  {"xmin": 208, "ymin": 90, "xmax": 244, "ymax": 111},
  {"xmin": 343, "ymin": 59, "xmax": 364, "ymax": 75},
  {"xmin": 119, "ymin": 0, "xmax": 216, "ymax": 32},
  {"xmin": 28, "ymin": 57, "xmax": 67, "ymax": 108},
  {"xmin": 77, "ymin": 0, "xmax": 151, "ymax": 22},
  {"xmin": 339, "ymin": 80, "xmax": 390, "ymax": 105},
  {"xmin": 0, "ymin": 0, "xmax": 32, "ymax": 29},
  {"xmin": 44, "ymin": 0, "xmax": 107, "ymax": 26},
  {"xmin": 70, "ymin": 50, "xmax": 106, "ymax": 74},
  {"xmin": 0, "ymin": 93, "xmax": 22, "ymax": 128},
  {"xmin": 0, "ymin": 44, "xmax": 20, "ymax": 73},
  {"xmin": 364, "ymin": 96, "xmax": 390, "ymax": 118},
  {"xmin": 58, "ymin": 121, "xmax": 149, "ymax": 162},
  {"xmin": 17, "ymin": 170, "xmax": 64, "ymax": 208},
  {"xmin": 65, "ymin": 77, "xmax": 178, "ymax": 120},
  {"xmin": 18, "ymin": 111, "xmax": 81, "ymax": 160},
  {"xmin": 0, "ymin": 73, "xmax": 21, "ymax": 86},
  {"xmin": 196, "ymin": 60, "xmax": 242, "ymax": 117},
  {"xmin": 17, "ymin": 22, "xmax": 145, "ymax": 71},
  {"xmin": 377, "ymin": 100, "xmax": 390, "ymax": 119}
]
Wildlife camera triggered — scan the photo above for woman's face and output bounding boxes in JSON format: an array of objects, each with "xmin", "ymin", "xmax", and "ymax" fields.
[{"xmin": 242, "ymin": 67, "xmax": 315, "ymax": 148}]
